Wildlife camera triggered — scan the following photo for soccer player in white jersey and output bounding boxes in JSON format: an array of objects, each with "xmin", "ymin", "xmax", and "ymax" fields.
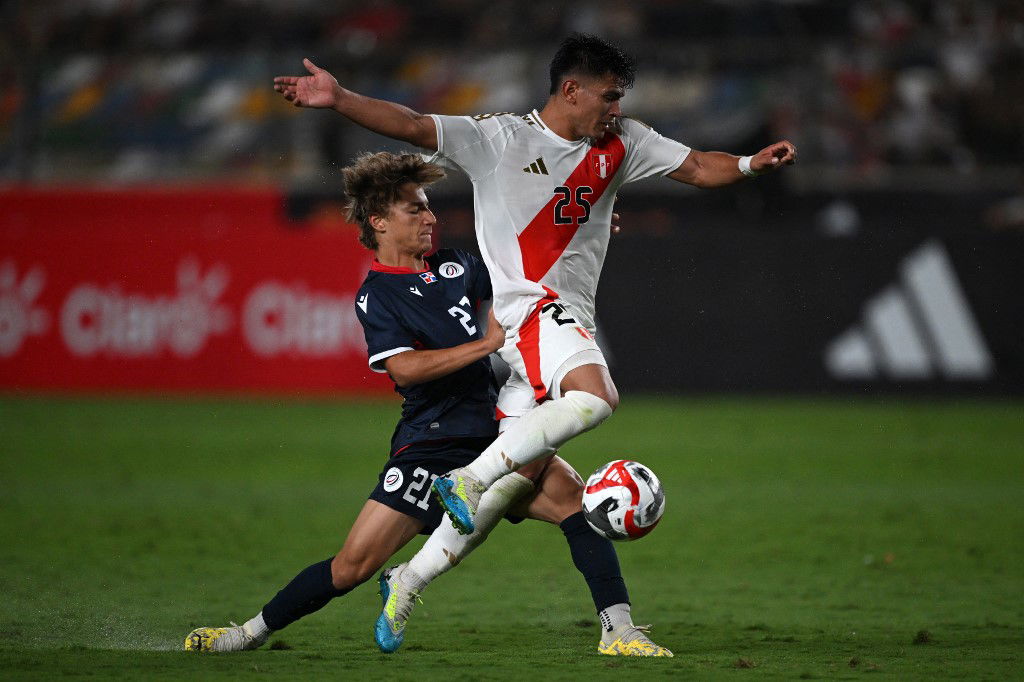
[{"xmin": 275, "ymin": 29, "xmax": 795, "ymax": 627}]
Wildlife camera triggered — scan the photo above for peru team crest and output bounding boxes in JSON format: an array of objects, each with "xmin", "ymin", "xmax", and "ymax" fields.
[{"xmin": 592, "ymin": 153, "xmax": 614, "ymax": 179}]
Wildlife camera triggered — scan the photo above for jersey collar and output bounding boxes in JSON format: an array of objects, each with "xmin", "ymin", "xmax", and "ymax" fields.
[
  {"xmin": 531, "ymin": 109, "xmax": 588, "ymax": 148},
  {"xmin": 370, "ymin": 259, "xmax": 429, "ymax": 274}
]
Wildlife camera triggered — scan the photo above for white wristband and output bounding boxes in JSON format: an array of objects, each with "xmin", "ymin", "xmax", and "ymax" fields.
[{"xmin": 738, "ymin": 155, "xmax": 759, "ymax": 178}]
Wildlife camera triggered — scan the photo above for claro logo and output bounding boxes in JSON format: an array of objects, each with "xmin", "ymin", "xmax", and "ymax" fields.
[
  {"xmin": 0, "ymin": 261, "xmax": 50, "ymax": 357},
  {"xmin": 60, "ymin": 260, "xmax": 232, "ymax": 358},
  {"xmin": 242, "ymin": 282, "xmax": 362, "ymax": 357}
]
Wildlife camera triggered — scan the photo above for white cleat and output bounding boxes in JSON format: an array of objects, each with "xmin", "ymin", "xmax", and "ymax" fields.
[{"xmin": 184, "ymin": 621, "xmax": 267, "ymax": 652}]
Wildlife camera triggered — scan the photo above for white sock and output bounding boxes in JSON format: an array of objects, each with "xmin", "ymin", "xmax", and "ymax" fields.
[
  {"xmin": 465, "ymin": 391, "xmax": 613, "ymax": 486},
  {"xmin": 405, "ymin": 472, "xmax": 534, "ymax": 585},
  {"xmin": 599, "ymin": 603, "xmax": 633, "ymax": 642},
  {"xmin": 244, "ymin": 612, "xmax": 271, "ymax": 639}
]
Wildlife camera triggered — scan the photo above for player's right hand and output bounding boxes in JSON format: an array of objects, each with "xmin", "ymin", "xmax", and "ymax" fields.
[{"xmin": 273, "ymin": 58, "xmax": 339, "ymax": 109}]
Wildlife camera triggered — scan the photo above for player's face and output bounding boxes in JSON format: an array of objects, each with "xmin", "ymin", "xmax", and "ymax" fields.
[
  {"xmin": 380, "ymin": 183, "xmax": 436, "ymax": 257},
  {"xmin": 575, "ymin": 73, "xmax": 624, "ymax": 140}
]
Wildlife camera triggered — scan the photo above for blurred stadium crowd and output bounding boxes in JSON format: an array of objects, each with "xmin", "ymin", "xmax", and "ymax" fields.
[{"xmin": 2, "ymin": 0, "xmax": 1022, "ymax": 190}]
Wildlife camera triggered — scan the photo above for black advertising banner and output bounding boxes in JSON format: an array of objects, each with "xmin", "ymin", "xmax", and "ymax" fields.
[{"xmin": 595, "ymin": 231, "xmax": 1023, "ymax": 394}]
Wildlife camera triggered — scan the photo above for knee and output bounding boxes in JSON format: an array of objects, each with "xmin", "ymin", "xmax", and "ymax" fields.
[
  {"xmin": 597, "ymin": 386, "xmax": 619, "ymax": 412},
  {"xmin": 574, "ymin": 386, "xmax": 618, "ymax": 412},
  {"xmin": 558, "ymin": 365, "xmax": 619, "ymax": 412},
  {"xmin": 563, "ymin": 389, "xmax": 616, "ymax": 429},
  {"xmin": 330, "ymin": 552, "xmax": 377, "ymax": 590}
]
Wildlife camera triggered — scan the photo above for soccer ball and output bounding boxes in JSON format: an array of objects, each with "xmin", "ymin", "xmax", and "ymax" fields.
[{"xmin": 582, "ymin": 460, "xmax": 665, "ymax": 541}]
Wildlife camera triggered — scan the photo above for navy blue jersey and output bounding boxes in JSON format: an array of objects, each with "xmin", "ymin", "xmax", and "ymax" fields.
[{"xmin": 355, "ymin": 248, "xmax": 498, "ymax": 455}]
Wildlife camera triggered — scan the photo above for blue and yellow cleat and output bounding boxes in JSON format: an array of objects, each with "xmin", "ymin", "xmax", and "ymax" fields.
[
  {"xmin": 374, "ymin": 563, "xmax": 420, "ymax": 653},
  {"xmin": 598, "ymin": 625, "xmax": 673, "ymax": 657},
  {"xmin": 431, "ymin": 469, "xmax": 484, "ymax": 535}
]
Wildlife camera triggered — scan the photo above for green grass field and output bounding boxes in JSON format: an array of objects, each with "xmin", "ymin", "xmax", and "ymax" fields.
[{"xmin": 1, "ymin": 395, "xmax": 1021, "ymax": 680}]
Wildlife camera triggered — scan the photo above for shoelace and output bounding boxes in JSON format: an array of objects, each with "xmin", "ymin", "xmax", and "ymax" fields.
[
  {"xmin": 227, "ymin": 621, "xmax": 253, "ymax": 643},
  {"xmin": 620, "ymin": 624, "xmax": 656, "ymax": 646},
  {"xmin": 393, "ymin": 588, "xmax": 423, "ymax": 624},
  {"xmin": 378, "ymin": 581, "xmax": 423, "ymax": 624}
]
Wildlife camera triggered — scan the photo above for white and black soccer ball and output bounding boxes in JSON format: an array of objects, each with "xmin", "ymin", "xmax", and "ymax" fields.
[{"xmin": 582, "ymin": 460, "xmax": 665, "ymax": 541}]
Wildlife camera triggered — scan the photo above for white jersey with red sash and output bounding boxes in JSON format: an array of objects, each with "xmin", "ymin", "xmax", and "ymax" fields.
[{"xmin": 427, "ymin": 110, "xmax": 691, "ymax": 335}]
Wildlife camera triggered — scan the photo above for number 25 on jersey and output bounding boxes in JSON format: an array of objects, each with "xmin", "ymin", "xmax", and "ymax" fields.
[{"xmin": 553, "ymin": 185, "xmax": 592, "ymax": 226}]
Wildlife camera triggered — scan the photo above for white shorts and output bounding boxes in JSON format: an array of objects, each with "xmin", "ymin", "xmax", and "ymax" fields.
[{"xmin": 495, "ymin": 297, "xmax": 607, "ymax": 421}]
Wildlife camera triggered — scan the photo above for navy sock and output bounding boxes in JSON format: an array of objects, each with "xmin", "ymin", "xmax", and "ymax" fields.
[
  {"xmin": 560, "ymin": 511, "xmax": 630, "ymax": 612},
  {"xmin": 261, "ymin": 558, "xmax": 350, "ymax": 631}
]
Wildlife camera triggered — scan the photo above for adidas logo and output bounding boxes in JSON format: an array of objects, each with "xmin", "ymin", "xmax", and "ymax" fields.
[
  {"xmin": 825, "ymin": 240, "xmax": 992, "ymax": 381},
  {"xmin": 522, "ymin": 157, "xmax": 549, "ymax": 175}
]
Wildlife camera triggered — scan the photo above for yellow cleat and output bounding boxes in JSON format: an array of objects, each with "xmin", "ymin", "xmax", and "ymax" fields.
[
  {"xmin": 598, "ymin": 625, "xmax": 673, "ymax": 657},
  {"xmin": 184, "ymin": 623, "xmax": 264, "ymax": 652}
]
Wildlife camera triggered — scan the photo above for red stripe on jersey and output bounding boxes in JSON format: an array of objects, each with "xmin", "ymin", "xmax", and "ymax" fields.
[
  {"xmin": 495, "ymin": 406, "xmax": 508, "ymax": 421},
  {"xmin": 516, "ymin": 134, "xmax": 626, "ymax": 282},
  {"xmin": 515, "ymin": 286, "xmax": 559, "ymax": 402},
  {"xmin": 391, "ymin": 443, "xmax": 414, "ymax": 458}
]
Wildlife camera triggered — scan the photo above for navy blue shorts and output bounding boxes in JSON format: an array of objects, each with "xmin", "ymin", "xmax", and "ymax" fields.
[{"xmin": 368, "ymin": 437, "xmax": 524, "ymax": 534}]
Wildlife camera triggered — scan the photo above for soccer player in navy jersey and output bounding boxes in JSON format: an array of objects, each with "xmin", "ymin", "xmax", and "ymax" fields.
[{"xmin": 184, "ymin": 152, "xmax": 670, "ymax": 657}]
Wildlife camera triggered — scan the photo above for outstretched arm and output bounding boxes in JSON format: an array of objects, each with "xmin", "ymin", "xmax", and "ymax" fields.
[
  {"xmin": 667, "ymin": 140, "xmax": 797, "ymax": 188},
  {"xmin": 274, "ymin": 58, "xmax": 438, "ymax": 150}
]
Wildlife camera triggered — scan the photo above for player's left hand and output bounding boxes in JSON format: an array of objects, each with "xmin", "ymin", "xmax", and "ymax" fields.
[
  {"xmin": 482, "ymin": 308, "xmax": 505, "ymax": 353},
  {"xmin": 611, "ymin": 212, "xmax": 621, "ymax": 235},
  {"xmin": 751, "ymin": 140, "xmax": 797, "ymax": 173}
]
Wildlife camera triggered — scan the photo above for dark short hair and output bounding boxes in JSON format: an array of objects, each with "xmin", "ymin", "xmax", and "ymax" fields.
[
  {"xmin": 342, "ymin": 152, "xmax": 445, "ymax": 250},
  {"xmin": 548, "ymin": 33, "xmax": 637, "ymax": 94}
]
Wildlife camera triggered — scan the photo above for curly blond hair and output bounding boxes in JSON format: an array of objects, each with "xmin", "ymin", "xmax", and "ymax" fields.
[{"xmin": 342, "ymin": 152, "xmax": 446, "ymax": 250}]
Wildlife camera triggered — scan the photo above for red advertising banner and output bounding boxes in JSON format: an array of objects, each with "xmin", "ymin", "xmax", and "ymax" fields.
[{"xmin": 0, "ymin": 187, "xmax": 394, "ymax": 395}]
